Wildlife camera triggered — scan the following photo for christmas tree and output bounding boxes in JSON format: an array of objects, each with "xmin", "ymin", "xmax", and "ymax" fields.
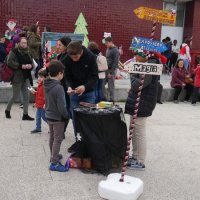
[{"xmin": 74, "ymin": 12, "xmax": 89, "ymax": 47}]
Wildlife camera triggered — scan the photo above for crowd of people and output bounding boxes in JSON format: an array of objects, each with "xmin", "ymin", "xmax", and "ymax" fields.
[{"xmin": 0, "ymin": 21, "xmax": 200, "ymax": 173}]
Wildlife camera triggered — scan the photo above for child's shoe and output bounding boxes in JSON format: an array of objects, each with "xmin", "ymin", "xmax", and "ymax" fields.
[{"xmin": 49, "ymin": 162, "xmax": 69, "ymax": 172}]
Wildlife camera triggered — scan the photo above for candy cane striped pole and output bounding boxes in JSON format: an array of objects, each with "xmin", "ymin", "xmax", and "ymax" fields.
[
  {"xmin": 119, "ymin": 21, "xmax": 157, "ymax": 182},
  {"xmin": 43, "ymin": 41, "xmax": 48, "ymax": 68}
]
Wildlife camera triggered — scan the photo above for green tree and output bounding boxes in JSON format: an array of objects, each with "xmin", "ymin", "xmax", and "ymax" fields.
[{"xmin": 74, "ymin": 12, "xmax": 89, "ymax": 47}]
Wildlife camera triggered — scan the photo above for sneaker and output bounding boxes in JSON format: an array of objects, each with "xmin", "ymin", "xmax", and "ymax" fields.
[
  {"xmin": 127, "ymin": 156, "xmax": 137, "ymax": 166},
  {"xmin": 22, "ymin": 114, "xmax": 34, "ymax": 121},
  {"xmin": 19, "ymin": 104, "xmax": 23, "ymax": 109},
  {"xmin": 173, "ymin": 100, "xmax": 179, "ymax": 104},
  {"xmin": 5, "ymin": 110, "xmax": 11, "ymax": 119},
  {"xmin": 31, "ymin": 129, "xmax": 41, "ymax": 134},
  {"xmin": 127, "ymin": 160, "xmax": 145, "ymax": 171},
  {"xmin": 49, "ymin": 162, "xmax": 69, "ymax": 172},
  {"xmin": 192, "ymin": 103, "xmax": 196, "ymax": 106},
  {"xmin": 157, "ymin": 101, "xmax": 163, "ymax": 104}
]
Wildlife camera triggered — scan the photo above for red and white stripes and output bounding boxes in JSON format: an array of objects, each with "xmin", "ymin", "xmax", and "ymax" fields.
[{"xmin": 119, "ymin": 21, "xmax": 156, "ymax": 182}]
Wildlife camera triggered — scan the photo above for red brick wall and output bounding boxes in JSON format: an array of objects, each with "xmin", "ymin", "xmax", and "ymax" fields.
[
  {"xmin": 191, "ymin": 0, "xmax": 200, "ymax": 51},
  {"xmin": 183, "ymin": 1, "xmax": 194, "ymax": 42},
  {"xmin": 0, "ymin": 0, "xmax": 163, "ymax": 61}
]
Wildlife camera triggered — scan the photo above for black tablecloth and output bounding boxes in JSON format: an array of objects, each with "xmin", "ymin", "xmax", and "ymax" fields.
[{"xmin": 73, "ymin": 106, "xmax": 127, "ymax": 173}]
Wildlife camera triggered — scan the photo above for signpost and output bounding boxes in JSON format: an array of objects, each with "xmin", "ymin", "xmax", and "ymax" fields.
[
  {"xmin": 134, "ymin": 7, "xmax": 176, "ymax": 25},
  {"xmin": 130, "ymin": 36, "xmax": 168, "ymax": 53},
  {"xmin": 124, "ymin": 61, "xmax": 163, "ymax": 75}
]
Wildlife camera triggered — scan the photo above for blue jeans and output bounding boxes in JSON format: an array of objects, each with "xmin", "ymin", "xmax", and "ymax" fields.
[
  {"xmin": 36, "ymin": 108, "xmax": 47, "ymax": 130},
  {"xmin": 70, "ymin": 91, "xmax": 95, "ymax": 136},
  {"xmin": 183, "ymin": 59, "xmax": 189, "ymax": 72},
  {"xmin": 95, "ymin": 79, "xmax": 103, "ymax": 103}
]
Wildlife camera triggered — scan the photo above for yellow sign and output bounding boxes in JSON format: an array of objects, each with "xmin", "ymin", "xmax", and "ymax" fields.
[{"xmin": 134, "ymin": 7, "xmax": 176, "ymax": 25}]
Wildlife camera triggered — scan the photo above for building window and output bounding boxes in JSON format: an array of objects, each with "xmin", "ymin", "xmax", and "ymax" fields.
[{"xmin": 163, "ymin": 2, "xmax": 185, "ymax": 27}]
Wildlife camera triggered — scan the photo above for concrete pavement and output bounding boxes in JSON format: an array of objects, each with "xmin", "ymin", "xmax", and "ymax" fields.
[{"xmin": 0, "ymin": 102, "xmax": 200, "ymax": 200}]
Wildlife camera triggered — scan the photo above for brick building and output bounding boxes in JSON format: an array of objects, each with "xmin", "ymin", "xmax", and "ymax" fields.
[{"xmin": 0, "ymin": 0, "xmax": 199, "ymax": 62}]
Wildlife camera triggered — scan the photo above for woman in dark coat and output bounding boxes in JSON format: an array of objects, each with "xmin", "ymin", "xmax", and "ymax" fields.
[
  {"xmin": 5, "ymin": 36, "xmax": 34, "ymax": 120},
  {"xmin": 57, "ymin": 36, "xmax": 72, "ymax": 116}
]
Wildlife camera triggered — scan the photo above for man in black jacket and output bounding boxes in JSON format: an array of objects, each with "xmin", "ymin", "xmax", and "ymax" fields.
[{"xmin": 64, "ymin": 41, "xmax": 98, "ymax": 151}]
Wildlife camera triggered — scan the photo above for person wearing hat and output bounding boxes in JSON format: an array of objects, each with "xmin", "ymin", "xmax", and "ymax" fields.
[
  {"xmin": 125, "ymin": 49, "xmax": 159, "ymax": 170},
  {"xmin": 179, "ymin": 37, "xmax": 192, "ymax": 72},
  {"xmin": 102, "ymin": 36, "xmax": 119, "ymax": 103}
]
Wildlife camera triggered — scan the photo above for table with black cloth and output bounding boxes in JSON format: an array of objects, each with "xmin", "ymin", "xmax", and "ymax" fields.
[{"xmin": 73, "ymin": 106, "xmax": 127, "ymax": 174}]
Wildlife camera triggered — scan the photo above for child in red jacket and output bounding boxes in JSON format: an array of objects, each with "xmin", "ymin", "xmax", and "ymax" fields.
[
  {"xmin": 191, "ymin": 64, "xmax": 200, "ymax": 105},
  {"xmin": 30, "ymin": 69, "xmax": 48, "ymax": 133}
]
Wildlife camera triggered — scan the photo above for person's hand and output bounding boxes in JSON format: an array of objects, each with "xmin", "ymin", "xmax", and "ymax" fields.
[
  {"xmin": 26, "ymin": 64, "xmax": 32, "ymax": 69},
  {"xmin": 22, "ymin": 64, "xmax": 27, "ymax": 69},
  {"xmin": 67, "ymin": 87, "xmax": 76, "ymax": 95},
  {"xmin": 107, "ymin": 73, "xmax": 112, "ymax": 79},
  {"xmin": 30, "ymin": 90, "xmax": 36, "ymax": 95},
  {"xmin": 75, "ymin": 85, "xmax": 85, "ymax": 96}
]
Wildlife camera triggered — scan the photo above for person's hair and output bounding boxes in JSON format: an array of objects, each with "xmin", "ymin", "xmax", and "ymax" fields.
[
  {"xmin": 165, "ymin": 37, "xmax": 171, "ymax": 42},
  {"xmin": 175, "ymin": 59, "xmax": 184, "ymax": 68},
  {"xmin": 67, "ymin": 41, "xmax": 82, "ymax": 55},
  {"xmin": 88, "ymin": 41, "xmax": 99, "ymax": 50},
  {"xmin": 44, "ymin": 25, "xmax": 51, "ymax": 32},
  {"xmin": 19, "ymin": 31, "xmax": 27, "ymax": 38},
  {"xmin": 59, "ymin": 36, "xmax": 71, "ymax": 47},
  {"xmin": 38, "ymin": 68, "xmax": 48, "ymax": 78},
  {"xmin": 105, "ymin": 37, "xmax": 113, "ymax": 42},
  {"xmin": 184, "ymin": 37, "xmax": 192, "ymax": 45},
  {"xmin": 30, "ymin": 24, "xmax": 39, "ymax": 34},
  {"xmin": 47, "ymin": 60, "xmax": 65, "ymax": 77},
  {"xmin": 22, "ymin": 26, "xmax": 29, "ymax": 32}
]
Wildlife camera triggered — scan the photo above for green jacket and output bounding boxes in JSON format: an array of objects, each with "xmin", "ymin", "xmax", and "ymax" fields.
[
  {"xmin": 7, "ymin": 48, "xmax": 33, "ymax": 83},
  {"xmin": 28, "ymin": 32, "xmax": 41, "ymax": 60}
]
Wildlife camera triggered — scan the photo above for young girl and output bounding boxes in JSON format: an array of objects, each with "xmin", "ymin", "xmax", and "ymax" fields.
[
  {"xmin": 191, "ymin": 64, "xmax": 200, "ymax": 105},
  {"xmin": 30, "ymin": 69, "xmax": 47, "ymax": 133}
]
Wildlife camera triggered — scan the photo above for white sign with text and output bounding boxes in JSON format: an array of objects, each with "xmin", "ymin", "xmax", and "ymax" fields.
[{"xmin": 124, "ymin": 61, "xmax": 163, "ymax": 75}]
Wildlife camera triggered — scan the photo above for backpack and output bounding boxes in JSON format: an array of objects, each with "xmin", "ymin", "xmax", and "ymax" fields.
[
  {"xmin": 0, "ymin": 60, "xmax": 14, "ymax": 82},
  {"xmin": 97, "ymin": 53, "xmax": 108, "ymax": 72},
  {"xmin": 180, "ymin": 45, "xmax": 188, "ymax": 55}
]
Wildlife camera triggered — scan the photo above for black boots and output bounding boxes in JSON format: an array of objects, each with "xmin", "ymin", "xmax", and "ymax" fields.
[
  {"xmin": 22, "ymin": 114, "xmax": 34, "ymax": 121},
  {"xmin": 5, "ymin": 110, "xmax": 11, "ymax": 118}
]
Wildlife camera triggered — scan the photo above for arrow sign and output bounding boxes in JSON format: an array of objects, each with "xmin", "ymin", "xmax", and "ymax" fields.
[
  {"xmin": 124, "ymin": 61, "xmax": 163, "ymax": 75},
  {"xmin": 130, "ymin": 37, "xmax": 168, "ymax": 53},
  {"xmin": 134, "ymin": 7, "xmax": 176, "ymax": 25}
]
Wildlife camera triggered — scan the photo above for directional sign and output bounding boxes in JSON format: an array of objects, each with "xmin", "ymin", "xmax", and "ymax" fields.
[
  {"xmin": 124, "ymin": 61, "xmax": 163, "ymax": 75},
  {"xmin": 130, "ymin": 37, "xmax": 168, "ymax": 53},
  {"xmin": 134, "ymin": 7, "xmax": 176, "ymax": 25}
]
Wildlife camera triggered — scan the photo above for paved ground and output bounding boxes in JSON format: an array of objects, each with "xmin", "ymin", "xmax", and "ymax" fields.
[{"xmin": 0, "ymin": 102, "xmax": 200, "ymax": 200}]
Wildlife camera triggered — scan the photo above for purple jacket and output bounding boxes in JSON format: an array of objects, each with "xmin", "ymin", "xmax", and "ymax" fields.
[{"xmin": 171, "ymin": 67, "xmax": 185, "ymax": 88}]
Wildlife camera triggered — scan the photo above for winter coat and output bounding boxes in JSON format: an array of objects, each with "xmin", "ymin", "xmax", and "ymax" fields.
[
  {"xmin": 7, "ymin": 47, "xmax": 33, "ymax": 85},
  {"xmin": 171, "ymin": 67, "xmax": 185, "ymax": 88},
  {"xmin": 44, "ymin": 78, "xmax": 68, "ymax": 121},
  {"xmin": 64, "ymin": 46, "xmax": 98, "ymax": 92},
  {"xmin": 35, "ymin": 82, "xmax": 45, "ymax": 108},
  {"xmin": 27, "ymin": 32, "xmax": 41, "ymax": 60},
  {"xmin": 125, "ymin": 57, "xmax": 159, "ymax": 117},
  {"xmin": 194, "ymin": 65, "xmax": 200, "ymax": 88},
  {"xmin": 125, "ymin": 74, "xmax": 158, "ymax": 117}
]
